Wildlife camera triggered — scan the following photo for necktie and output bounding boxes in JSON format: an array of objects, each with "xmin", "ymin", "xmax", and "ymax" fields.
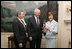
[
  {"xmin": 21, "ymin": 20, "xmax": 26, "ymax": 30},
  {"xmin": 37, "ymin": 18, "xmax": 40, "ymax": 26}
]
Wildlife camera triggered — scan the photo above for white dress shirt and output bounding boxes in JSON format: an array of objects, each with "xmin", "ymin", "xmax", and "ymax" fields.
[
  {"xmin": 17, "ymin": 17, "xmax": 26, "ymax": 27},
  {"xmin": 34, "ymin": 16, "xmax": 40, "ymax": 25}
]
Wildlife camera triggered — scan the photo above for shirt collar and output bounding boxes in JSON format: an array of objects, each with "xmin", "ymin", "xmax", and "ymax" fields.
[
  {"xmin": 34, "ymin": 15, "xmax": 40, "ymax": 19},
  {"xmin": 17, "ymin": 17, "xmax": 26, "ymax": 25},
  {"xmin": 17, "ymin": 17, "xmax": 24, "ymax": 21},
  {"xmin": 49, "ymin": 19, "xmax": 55, "ymax": 24},
  {"xmin": 34, "ymin": 16, "xmax": 37, "ymax": 19}
]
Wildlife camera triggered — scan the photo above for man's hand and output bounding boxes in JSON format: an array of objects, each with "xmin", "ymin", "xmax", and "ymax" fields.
[
  {"xmin": 26, "ymin": 33, "xmax": 28, "ymax": 37},
  {"xmin": 29, "ymin": 37, "xmax": 32, "ymax": 41},
  {"xmin": 19, "ymin": 43, "xmax": 23, "ymax": 48}
]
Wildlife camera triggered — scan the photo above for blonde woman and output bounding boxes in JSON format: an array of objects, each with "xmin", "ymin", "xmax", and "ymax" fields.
[{"xmin": 43, "ymin": 12, "xmax": 58, "ymax": 48}]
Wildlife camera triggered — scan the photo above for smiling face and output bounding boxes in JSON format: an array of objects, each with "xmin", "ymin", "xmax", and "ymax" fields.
[
  {"xmin": 18, "ymin": 10, "xmax": 24, "ymax": 19},
  {"xmin": 34, "ymin": 8, "xmax": 40, "ymax": 18},
  {"xmin": 19, "ymin": 12, "xmax": 24, "ymax": 19},
  {"xmin": 48, "ymin": 14, "xmax": 53, "ymax": 21},
  {"xmin": 48, "ymin": 12, "xmax": 54, "ymax": 22}
]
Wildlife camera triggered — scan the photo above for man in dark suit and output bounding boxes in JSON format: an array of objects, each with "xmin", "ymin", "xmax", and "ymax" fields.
[
  {"xmin": 27, "ymin": 8, "xmax": 43, "ymax": 48},
  {"xmin": 13, "ymin": 10, "xmax": 27, "ymax": 48}
]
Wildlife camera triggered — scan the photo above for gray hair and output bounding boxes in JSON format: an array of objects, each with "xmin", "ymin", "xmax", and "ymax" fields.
[
  {"xmin": 17, "ymin": 10, "xmax": 24, "ymax": 16},
  {"xmin": 34, "ymin": 8, "xmax": 40, "ymax": 13}
]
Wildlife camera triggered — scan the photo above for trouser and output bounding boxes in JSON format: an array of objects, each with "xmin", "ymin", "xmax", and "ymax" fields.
[
  {"xmin": 30, "ymin": 37, "xmax": 41, "ymax": 48},
  {"xmin": 14, "ymin": 41, "xmax": 26, "ymax": 48}
]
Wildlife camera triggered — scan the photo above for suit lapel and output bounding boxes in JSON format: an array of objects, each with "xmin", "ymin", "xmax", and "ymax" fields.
[
  {"xmin": 17, "ymin": 18, "xmax": 24, "ymax": 27},
  {"xmin": 32, "ymin": 16, "xmax": 41, "ymax": 27},
  {"xmin": 32, "ymin": 16, "xmax": 37, "ymax": 26}
]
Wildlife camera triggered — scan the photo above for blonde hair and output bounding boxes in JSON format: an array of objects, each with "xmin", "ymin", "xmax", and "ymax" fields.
[{"xmin": 48, "ymin": 12, "xmax": 54, "ymax": 16}]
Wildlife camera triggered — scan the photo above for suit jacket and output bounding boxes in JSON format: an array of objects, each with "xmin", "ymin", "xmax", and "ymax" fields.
[
  {"xmin": 27, "ymin": 16, "xmax": 43, "ymax": 39},
  {"xmin": 12, "ymin": 18, "xmax": 26, "ymax": 44},
  {"xmin": 44, "ymin": 20, "xmax": 58, "ymax": 39}
]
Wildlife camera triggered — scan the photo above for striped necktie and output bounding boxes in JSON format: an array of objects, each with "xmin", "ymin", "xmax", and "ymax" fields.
[{"xmin": 21, "ymin": 20, "xmax": 26, "ymax": 30}]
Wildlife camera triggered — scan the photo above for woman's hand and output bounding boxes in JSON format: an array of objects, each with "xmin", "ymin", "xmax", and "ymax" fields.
[
  {"xmin": 43, "ymin": 27, "xmax": 50, "ymax": 31},
  {"xmin": 42, "ymin": 27, "xmax": 46, "ymax": 30},
  {"xmin": 46, "ymin": 27, "xmax": 50, "ymax": 31}
]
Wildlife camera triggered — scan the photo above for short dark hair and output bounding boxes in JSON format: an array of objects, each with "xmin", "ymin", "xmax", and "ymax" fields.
[{"xmin": 17, "ymin": 10, "xmax": 24, "ymax": 16}]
